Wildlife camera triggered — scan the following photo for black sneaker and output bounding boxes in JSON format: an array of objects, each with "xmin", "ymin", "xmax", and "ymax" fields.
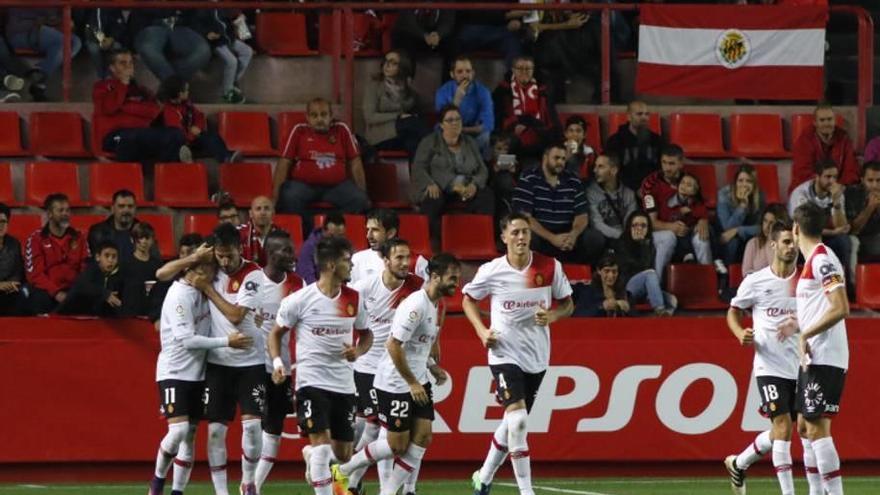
[{"xmin": 723, "ymin": 455, "xmax": 746, "ymax": 495}]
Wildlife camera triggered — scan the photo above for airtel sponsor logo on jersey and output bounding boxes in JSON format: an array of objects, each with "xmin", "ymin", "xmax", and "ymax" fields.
[
  {"xmin": 311, "ymin": 327, "xmax": 351, "ymax": 336},
  {"xmin": 501, "ymin": 299, "xmax": 543, "ymax": 311},
  {"xmin": 765, "ymin": 307, "xmax": 795, "ymax": 317}
]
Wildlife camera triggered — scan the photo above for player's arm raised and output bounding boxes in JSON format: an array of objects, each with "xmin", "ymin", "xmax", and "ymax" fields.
[
  {"xmin": 156, "ymin": 243, "xmax": 213, "ymax": 282},
  {"xmin": 386, "ymin": 337, "xmax": 428, "ymax": 405}
]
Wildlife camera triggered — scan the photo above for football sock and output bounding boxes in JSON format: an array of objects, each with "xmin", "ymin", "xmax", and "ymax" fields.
[
  {"xmin": 812, "ymin": 437, "xmax": 843, "ymax": 495},
  {"xmin": 255, "ymin": 432, "xmax": 281, "ymax": 491},
  {"xmin": 354, "ymin": 416, "xmax": 367, "ymax": 446},
  {"xmin": 171, "ymin": 423, "xmax": 197, "ymax": 493},
  {"xmin": 241, "ymin": 419, "xmax": 262, "ymax": 485},
  {"xmin": 342, "ymin": 437, "xmax": 394, "ymax": 487},
  {"xmin": 377, "ymin": 428, "xmax": 393, "ymax": 489},
  {"xmin": 506, "ymin": 409, "xmax": 533, "ymax": 495},
  {"xmin": 771, "ymin": 440, "xmax": 794, "ymax": 495},
  {"xmin": 207, "ymin": 422, "xmax": 230, "ymax": 495},
  {"xmin": 735, "ymin": 430, "xmax": 772, "ymax": 470},
  {"xmin": 357, "ymin": 420, "xmax": 381, "ymax": 451},
  {"xmin": 479, "ymin": 418, "xmax": 509, "ymax": 485},
  {"xmin": 310, "ymin": 444, "xmax": 333, "ymax": 495},
  {"xmin": 154, "ymin": 422, "xmax": 188, "ymax": 478},
  {"xmin": 382, "ymin": 443, "xmax": 426, "ymax": 495},
  {"xmin": 802, "ymin": 438, "xmax": 823, "ymax": 495},
  {"xmin": 403, "ymin": 459, "xmax": 421, "ymax": 494}
]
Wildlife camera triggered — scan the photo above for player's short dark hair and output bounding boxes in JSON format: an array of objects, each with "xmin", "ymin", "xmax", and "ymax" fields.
[
  {"xmin": 499, "ymin": 211, "xmax": 530, "ymax": 232},
  {"xmin": 112, "ymin": 189, "xmax": 136, "ymax": 203},
  {"xmin": 95, "ymin": 240, "xmax": 118, "ymax": 255},
  {"xmin": 43, "ymin": 193, "xmax": 69, "ymax": 211},
  {"xmin": 131, "ymin": 222, "xmax": 154, "ymax": 240},
  {"xmin": 315, "ymin": 236, "xmax": 352, "ymax": 272},
  {"xmin": 265, "ymin": 229, "xmax": 293, "ymax": 250},
  {"xmin": 380, "ymin": 238, "xmax": 409, "ymax": 259},
  {"xmin": 427, "ymin": 252, "xmax": 460, "ymax": 277},
  {"xmin": 212, "ymin": 222, "xmax": 241, "ymax": 248},
  {"xmin": 367, "ymin": 209, "xmax": 399, "ymax": 235},
  {"xmin": 179, "ymin": 233, "xmax": 203, "ymax": 250},
  {"xmin": 863, "ymin": 161, "xmax": 880, "ymax": 175},
  {"xmin": 813, "ymin": 158, "xmax": 838, "ymax": 175},
  {"xmin": 793, "ymin": 202, "xmax": 827, "ymax": 238},
  {"xmin": 564, "ymin": 114, "xmax": 587, "ymax": 131},
  {"xmin": 0, "ymin": 202, "xmax": 10, "ymax": 220},
  {"xmin": 217, "ymin": 199, "xmax": 237, "ymax": 215},
  {"xmin": 769, "ymin": 219, "xmax": 793, "ymax": 241},
  {"xmin": 661, "ymin": 144, "xmax": 684, "ymax": 160},
  {"xmin": 323, "ymin": 211, "xmax": 346, "ymax": 229}
]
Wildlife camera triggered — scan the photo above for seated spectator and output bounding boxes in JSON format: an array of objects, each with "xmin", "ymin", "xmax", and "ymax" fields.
[
  {"xmin": 157, "ymin": 76, "xmax": 240, "ymax": 163},
  {"xmin": 391, "ymin": 6, "xmax": 455, "ymax": 74},
  {"xmin": 435, "ymin": 56, "xmax": 494, "ymax": 158},
  {"xmin": 452, "ymin": 1, "xmax": 523, "ymax": 70},
  {"xmin": 57, "ymin": 241, "xmax": 123, "ymax": 317},
  {"xmin": 572, "ymin": 255, "xmax": 630, "ymax": 317},
  {"xmin": 606, "ymin": 100, "xmax": 663, "ymax": 191},
  {"xmin": 87, "ymin": 189, "xmax": 159, "ymax": 268},
  {"xmin": 0, "ymin": 203, "xmax": 25, "ymax": 315},
  {"xmin": 411, "ymin": 105, "xmax": 494, "ymax": 252},
  {"xmin": 0, "ymin": 35, "xmax": 29, "ymax": 102},
  {"xmin": 846, "ymin": 161, "xmax": 880, "ymax": 260},
  {"xmin": 93, "ymin": 49, "xmax": 191, "ymax": 164},
  {"xmin": 296, "ymin": 211, "xmax": 346, "ymax": 284},
  {"xmin": 487, "ymin": 131, "xmax": 519, "ymax": 222},
  {"xmin": 77, "ymin": 7, "xmax": 127, "ymax": 78},
  {"xmin": 120, "ymin": 222, "xmax": 162, "ymax": 317},
  {"xmin": 716, "ymin": 164, "xmax": 765, "ymax": 266},
  {"xmin": 790, "ymin": 104, "xmax": 859, "ymax": 193},
  {"xmin": 24, "ymin": 194, "xmax": 89, "ymax": 315},
  {"xmin": 239, "ymin": 196, "xmax": 284, "ymax": 267},
  {"xmin": 492, "ymin": 56, "xmax": 560, "ymax": 158},
  {"xmin": 362, "ymin": 50, "xmax": 429, "ymax": 160},
  {"xmin": 217, "ymin": 198, "xmax": 241, "ymax": 226},
  {"xmin": 274, "ymin": 98, "xmax": 370, "ymax": 220},
  {"xmin": 663, "ymin": 172, "xmax": 712, "ymax": 264},
  {"xmin": 512, "ymin": 144, "xmax": 604, "ymax": 264},
  {"xmin": 129, "ymin": 9, "xmax": 210, "ymax": 82},
  {"xmin": 615, "ymin": 210, "xmax": 677, "ymax": 316},
  {"xmin": 192, "ymin": 6, "xmax": 252, "ymax": 103},
  {"xmin": 586, "ymin": 154, "xmax": 637, "ymax": 244},
  {"xmin": 148, "ymin": 233, "xmax": 205, "ymax": 329},
  {"xmin": 5, "ymin": 8, "xmax": 82, "ymax": 101},
  {"xmin": 530, "ymin": 6, "xmax": 600, "ymax": 102},
  {"xmin": 562, "ymin": 115, "xmax": 597, "ymax": 179},
  {"xmin": 742, "ymin": 203, "xmax": 790, "ymax": 275},
  {"xmin": 864, "ymin": 134, "xmax": 880, "ymax": 163}
]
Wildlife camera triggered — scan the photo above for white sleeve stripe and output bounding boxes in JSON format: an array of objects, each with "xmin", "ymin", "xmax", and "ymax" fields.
[
  {"xmin": 335, "ymin": 122, "xmax": 360, "ymax": 153},
  {"xmin": 281, "ymin": 123, "xmax": 307, "ymax": 157}
]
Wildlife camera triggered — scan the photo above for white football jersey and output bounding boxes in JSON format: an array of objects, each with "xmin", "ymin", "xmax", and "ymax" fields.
[
  {"xmin": 351, "ymin": 272, "xmax": 424, "ymax": 374},
  {"xmin": 156, "ymin": 280, "xmax": 213, "ymax": 382},
  {"xmin": 350, "ymin": 249, "xmax": 384, "ymax": 285},
  {"xmin": 796, "ymin": 244, "xmax": 849, "ymax": 370},
  {"xmin": 462, "ymin": 253, "xmax": 572, "ymax": 373},
  {"xmin": 374, "ymin": 289, "xmax": 440, "ymax": 394},
  {"xmin": 730, "ymin": 265, "xmax": 799, "ymax": 380},
  {"xmin": 237, "ymin": 269, "xmax": 305, "ymax": 373},
  {"xmin": 276, "ymin": 283, "xmax": 368, "ymax": 394},
  {"xmin": 414, "ymin": 255, "xmax": 429, "ymax": 281},
  {"xmin": 207, "ymin": 260, "xmax": 264, "ymax": 367}
]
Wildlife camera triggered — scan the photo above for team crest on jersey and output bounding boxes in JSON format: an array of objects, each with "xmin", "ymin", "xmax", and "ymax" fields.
[
  {"xmin": 716, "ymin": 29, "xmax": 750, "ymax": 69},
  {"xmin": 534, "ymin": 274, "xmax": 544, "ymax": 286},
  {"xmin": 346, "ymin": 303, "xmax": 355, "ymax": 316},
  {"xmin": 232, "ymin": 280, "xmax": 240, "ymax": 291},
  {"xmin": 408, "ymin": 311, "xmax": 419, "ymax": 322}
]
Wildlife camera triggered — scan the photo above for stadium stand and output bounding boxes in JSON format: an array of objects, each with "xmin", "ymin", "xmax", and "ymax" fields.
[
  {"xmin": 153, "ymin": 163, "xmax": 213, "ymax": 208},
  {"xmin": 218, "ymin": 162, "xmax": 274, "ymax": 207},
  {"xmin": 28, "ymin": 112, "xmax": 91, "ymax": 158},
  {"xmin": 24, "ymin": 161, "xmax": 84, "ymax": 207},
  {"xmin": 88, "ymin": 162, "xmax": 147, "ymax": 206},
  {"xmin": 217, "ymin": 111, "xmax": 277, "ymax": 156}
]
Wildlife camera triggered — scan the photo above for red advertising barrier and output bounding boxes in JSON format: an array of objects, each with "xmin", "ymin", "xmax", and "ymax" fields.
[{"xmin": 1, "ymin": 316, "xmax": 879, "ymax": 464}]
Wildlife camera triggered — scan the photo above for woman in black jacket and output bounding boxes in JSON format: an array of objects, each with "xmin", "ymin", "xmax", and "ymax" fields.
[
  {"xmin": 573, "ymin": 254, "xmax": 629, "ymax": 317},
  {"xmin": 615, "ymin": 210, "xmax": 677, "ymax": 316}
]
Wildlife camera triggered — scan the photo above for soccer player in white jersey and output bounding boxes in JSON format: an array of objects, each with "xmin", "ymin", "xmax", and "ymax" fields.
[
  {"xmin": 463, "ymin": 212, "xmax": 574, "ymax": 495},
  {"xmin": 793, "ymin": 202, "xmax": 850, "ymax": 495},
  {"xmin": 350, "ymin": 209, "xmax": 399, "ymax": 285},
  {"xmin": 331, "ymin": 253, "xmax": 460, "ymax": 495},
  {"xmin": 232, "ymin": 230, "xmax": 305, "ymax": 492},
  {"xmin": 268, "ymin": 236, "xmax": 372, "ymax": 495},
  {"xmin": 347, "ymin": 238, "xmax": 424, "ymax": 495},
  {"xmin": 724, "ymin": 220, "xmax": 802, "ymax": 495},
  {"xmin": 150, "ymin": 259, "xmax": 252, "ymax": 495}
]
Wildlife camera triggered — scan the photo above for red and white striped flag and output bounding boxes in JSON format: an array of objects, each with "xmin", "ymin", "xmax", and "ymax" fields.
[{"xmin": 636, "ymin": 5, "xmax": 827, "ymax": 100}]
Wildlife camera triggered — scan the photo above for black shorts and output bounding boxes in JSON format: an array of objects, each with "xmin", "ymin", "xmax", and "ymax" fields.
[
  {"xmin": 205, "ymin": 363, "xmax": 267, "ymax": 422},
  {"xmin": 756, "ymin": 376, "xmax": 798, "ymax": 419},
  {"xmin": 157, "ymin": 379, "xmax": 205, "ymax": 420},
  {"xmin": 354, "ymin": 371, "xmax": 379, "ymax": 419},
  {"xmin": 262, "ymin": 374, "xmax": 295, "ymax": 436},
  {"xmin": 797, "ymin": 364, "xmax": 847, "ymax": 420},
  {"xmin": 376, "ymin": 382, "xmax": 435, "ymax": 433},
  {"xmin": 490, "ymin": 364, "xmax": 546, "ymax": 411},
  {"xmin": 296, "ymin": 386, "xmax": 356, "ymax": 441}
]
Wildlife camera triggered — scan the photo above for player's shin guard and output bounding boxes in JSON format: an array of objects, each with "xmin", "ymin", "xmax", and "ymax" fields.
[
  {"xmin": 382, "ymin": 443, "xmax": 427, "ymax": 495},
  {"xmin": 310, "ymin": 444, "xmax": 334, "ymax": 495},
  {"xmin": 255, "ymin": 432, "xmax": 281, "ymax": 491},
  {"xmin": 241, "ymin": 418, "xmax": 262, "ymax": 485},
  {"xmin": 812, "ymin": 437, "xmax": 843, "ymax": 495},
  {"xmin": 208, "ymin": 422, "xmax": 230, "ymax": 495},
  {"xmin": 506, "ymin": 409, "xmax": 534, "ymax": 495},
  {"xmin": 154, "ymin": 422, "xmax": 189, "ymax": 479},
  {"xmin": 735, "ymin": 430, "xmax": 772, "ymax": 470},
  {"xmin": 479, "ymin": 418, "xmax": 509, "ymax": 485},
  {"xmin": 171, "ymin": 423, "xmax": 197, "ymax": 493},
  {"xmin": 772, "ymin": 440, "xmax": 794, "ymax": 495},
  {"xmin": 802, "ymin": 438, "xmax": 823, "ymax": 495}
]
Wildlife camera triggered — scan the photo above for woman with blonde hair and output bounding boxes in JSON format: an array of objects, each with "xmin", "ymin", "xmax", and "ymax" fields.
[{"xmin": 716, "ymin": 164, "xmax": 766, "ymax": 265}]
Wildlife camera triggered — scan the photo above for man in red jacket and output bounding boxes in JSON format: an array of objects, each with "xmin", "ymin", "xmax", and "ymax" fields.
[
  {"xmin": 238, "ymin": 196, "xmax": 283, "ymax": 267},
  {"xmin": 92, "ymin": 49, "xmax": 190, "ymax": 164},
  {"xmin": 790, "ymin": 104, "xmax": 859, "ymax": 193},
  {"xmin": 24, "ymin": 193, "xmax": 89, "ymax": 314}
]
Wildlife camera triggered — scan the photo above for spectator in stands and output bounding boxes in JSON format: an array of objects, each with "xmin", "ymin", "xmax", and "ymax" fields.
[
  {"xmin": 93, "ymin": 49, "xmax": 191, "ymax": 164},
  {"xmin": 529, "ymin": 6, "xmax": 601, "ymax": 103},
  {"xmin": 846, "ymin": 161, "xmax": 880, "ymax": 260},
  {"xmin": 572, "ymin": 254, "xmax": 630, "ymax": 317},
  {"xmin": 0, "ymin": 35, "xmax": 29, "ymax": 102},
  {"xmin": 586, "ymin": 154, "xmax": 637, "ymax": 244},
  {"xmin": 790, "ymin": 104, "xmax": 859, "ymax": 192},
  {"xmin": 435, "ymin": 56, "xmax": 494, "ymax": 158},
  {"xmin": 296, "ymin": 211, "xmax": 346, "ymax": 284},
  {"xmin": 239, "ymin": 196, "xmax": 284, "ymax": 267},
  {"xmin": 864, "ymin": 134, "xmax": 880, "ymax": 163},
  {"xmin": 660, "ymin": 172, "xmax": 712, "ymax": 265},
  {"xmin": 488, "ymin": 131, "xmax": 519, "ymax": 224},
  {"xmin": 615, "ymin": 210, "xmax": 677, "ymax": 316},
  {"xmin": 562, "ymin": 115, "xmax": 597, "ymax": 179},
  {"xmin": 606, "ymin": 100, "xmax": 663, "ymax": 191},
  {"xmin": 411, "ymin": 105, "xmax": 494, "ymax": 252},
  {"xmin": 715, "ymin": 164, "xmax": 765, "ymax": 265},
  {"xmin": 492, "ymin": 55, "xmax": 560, "ymax": 158},
  {"xmin": 192, "ymin": 6, "xmax": 252, "ymax": 103},
  {"xmin": 78, "ymin": 7, "xmax": 127, "ymax": 78},
  {"xmin": 217, "ymin": 199, "xmax": 241, "ymax": 226},
  {"xmin": 0, "ymin": 203, "xmax": 25, "ymax": 315},
  {"xmin": 24, "ymin": 193, "xmax": 89, "ymax": 315},
  {"xmin": 57, "ymin": 241, "xmax": 123, "ymax": 317},
  {"xmin": 157, "ymin": 76, "xmax": 241, "ymax": 163},
  {"xmin": 148, "ymin": 232, "xmax": 204, "ymax": 328},
  {"xmin": 129, "ymin": 9, "xmax": 211, "ymax": 81},
  {"xmin": 451, "ymin": 1, "xmax": 523, "ymax": 70},
  {"xmin": 513, "ymin": 143, "xmax": 604, "ymax": 264},
  {"xmin": 742, "ymin": 203, "xmax": 790, "ymax": 275},
  {"xmin": 391, "ymin": 6, "xmax": 455, "ymax": 74},
  {"xmin": 274, "ymin": 97, "xmax": 370, "ymax": 221},
  {"xmin": 87, "ymin": 189, "xmax": 158, "ymax": 268},
  {"xmin": 5, "ymin": 8, "xmax": 81, "ymax": 101},
  {"xmin": 119, "ymin": 222, "xmax": 162, "ymax": 317},
  {"xmin": 362, "ymin": 50, "xmax": 429, "ymax": 160}
]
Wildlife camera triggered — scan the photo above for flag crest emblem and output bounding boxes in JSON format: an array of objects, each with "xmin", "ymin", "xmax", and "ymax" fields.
[{"xmin": 716, "ymin": 29, "xmax": 750, "ymax": 69}]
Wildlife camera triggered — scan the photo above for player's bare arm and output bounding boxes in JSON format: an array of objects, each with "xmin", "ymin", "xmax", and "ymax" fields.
[
  {"xmin": 463, "ymin": 295, "xmax": 497, "ymax": 348},
  {"xmin": 386, "ymin": 337, "xmax": 428, "ymax": 405},
  {"xmin": 155, "ymin": 243, "xmax": 213, "ymax": 281},
  {"xmin": 268, "ymin": 323, "xmax": 290, "ymax": 384},
  {"xmin": 726, "ymin": 307, "xmax": 754, "ymax": 346},
  {"xmin": 535, "ymin": 297, "xmax": 574, "ymax": 326},
  {"xmin": 352, "ymin": 328, "xmax": 373, "ymax": 360},
  {"xmin": 196, "ymin": 281, "xmax": 249, "ymax": 325},
  {"xmin": 801, "ymin": 285, "xmax": 849, "ymax": 342},
  {"xmin": 429, "ymin": 340, "xmax": 447, "ymax": 385}
]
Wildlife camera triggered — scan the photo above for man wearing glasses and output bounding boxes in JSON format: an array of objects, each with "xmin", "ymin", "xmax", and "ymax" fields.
[{"xmin": 491, "ymin": 56, "xmax": 559, "ymax": 158}]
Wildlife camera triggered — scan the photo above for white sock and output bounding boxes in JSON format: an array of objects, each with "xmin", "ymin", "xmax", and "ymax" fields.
[
  {"xmin": 354, "ymin": 416, "xmax": 367, "ymax": 446},
  {"xmin": 377, "ymin": 428, "xmax": 393, "ymax": 490},
  {"xmin": 172, "ymin": 424, "xmax": 197, "ymax": 492},
  {"xmin": 802, "ymin": 438, "xmax": 823, "ymax": 495},
  {"xmin": 207, "ymin": 422, "xmax": 230, "ymax": 495},
  {"xmin": 154, "ymin": 422, "xmax": 188, "ymax": 479},
  {"xmin": 506, "ymin": 409, "xmax": 533, "ymax": 495},
  {"xmin": 357, "ymin": 420, "xmax": 381, "ymax": 451},
  {"xmin": 735, "ymin": 430, "xmax": 772, "ymax": 470},
  {"xmin": 255, "ymin": 432, "xmax": 281, "ymax": 491},
  {"xmin": 479, "ymin": 419, "xmax": 509, "ymax": 485},
  {"xmin": 812, "ymin": 437, "xmax": 843, "ymax": 495},
  {"xmin": 342, "ymin": 438, "xmax": 393, "ymax": 475},
  {"xmin": 382, "ymin": 443, "xmax": 426, "ymax": 495},
  {"xmin": 772, "ymin": 440, "xmax": 794, "ymax": 495},
  {"xmin": 241, "ymin": 419, "xmax": 262, "ymax": 485},
  {"xmin": 403, "ymin": 459, "xmax": 421, "ymax": 494},
  {"xmin": 310, "ymin": 444, "xmax": 334, "ymax": 495}
]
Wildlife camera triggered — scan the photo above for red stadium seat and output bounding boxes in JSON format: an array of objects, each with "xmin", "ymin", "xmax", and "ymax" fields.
[
  {"xmin": 441, "ymin": 214, "xmax": 497, "ymax": 260},
  {"xmin": 398, "ymin": 214, "xmax": 431, "ymax": 258},
  {"xmin": 729, "ymin": 114, "xmax": 789, "ymax": 158},
  {"xmin": 70, "ymin": 214, "xmax": 106, "ymax": 235},
  {"xmin": 443, "ymin": 288, "xmax": 490, "ymax": 314},
  {"xmin": 0, "ymin": 163, "xmax": 19, "ymax": 205},
  {"xmin": 790, "ymin": 113, "xmax": 846, "ymax": 147},
  {"xmin": 154, "ymin": 163, "xmax": 213, "ymax": 207},
  {"xmin": 275, "ymin": 214, "xmax": 305, "ymax": 250},
  {"xmin": 728, "ymin": 263, "xmax": 743, "ymax": 288},
  {"xmin": 277, "ymin": 111, "xmax": 307, "ymax": 150},
  {"xmin": 88, "ymin": 162, "xmax": 146, "ymax": 206},
  {"xmin": 7, "ymin": 213, "xmax": 42, "ymax": 242},
  {"xmin": 24, "ymin": 161, "xmax": 85, "ymax": 206},
  {"xmin": 138, "ymin": 213, "xmax": 176, "ymax": 259},
  {"xmin": 558, "ymin": 112, "xmax": 601, "ymax": 152},
  {"xmin": 606, "ymin": 112, "xmax": 662, "ymax": 136},
  {"xmin": 28, "ymin": 111, "xmax": 91, "ymax": 158},
  {"xmin": 255, "ymin": 12, "xmax": 316, "ymax": 56},
  {"xmin": 563, "ymin": 264, "xmax": 592, "ymax": 283},
  {"xmin": 668, "ymin": 113, "xmax": 728, "ymax": 158},
  {"xmin": 219, "ymin": 163, "xmax": 273, "ymax": 207},
  {"xmin": 683, "ymin": 164, "xmax": 718, "ymax": 209},
  {"xmin": 319, "ymin": 12, "xmax": 384, "ymax": 57},
  {"xmin": 183, "ymin": 214, "xmax": 218, "ymax": 237},
  {"xmin": 856, "ymin": 264, "xmax": 880, "ymax": 309},
  {"xmin": 367, "ymin": 163, "xmax": 409, "ymax": 209},
  {"xmin": 313, "ymin": 213, "xmax": 368, "ymax": 251},
  {"xmin": 0, "ymin": 112, "xmax": 27, "ymax": 156},
  {"xmin": 217, "ymin": 112, "xmax": 277, "ymax": 156},
  {"xmin": 665, "ymin": 264, "xmax": 725, "ymax": 309},
  {"xmin": 725, "ymin": 163, "xmax": 781, "ymax": 205}
]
